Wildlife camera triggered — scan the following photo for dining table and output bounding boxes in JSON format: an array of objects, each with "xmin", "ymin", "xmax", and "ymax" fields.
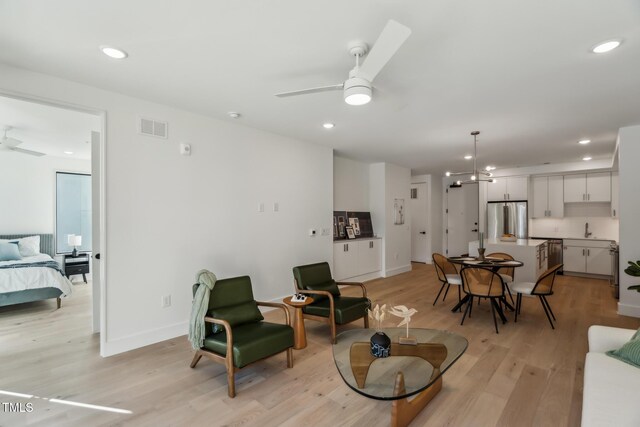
[{"xmin": 446, "ymin": 256, "xmax": 524, "ymax": 322}]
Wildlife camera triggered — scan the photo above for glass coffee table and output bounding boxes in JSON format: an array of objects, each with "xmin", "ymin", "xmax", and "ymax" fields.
[{"xmin": 333, "ymin": 328, "xmax": 467, "ymax": 427}]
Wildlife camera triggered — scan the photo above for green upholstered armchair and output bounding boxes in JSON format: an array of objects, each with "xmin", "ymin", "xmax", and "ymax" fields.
[
  {"xmin": 292, "ymin": 262, "xmax": 369, "ymax": 343},
  {"xmin": 189, "ymin": 275, "xmax": 294, "ymax": 398}
]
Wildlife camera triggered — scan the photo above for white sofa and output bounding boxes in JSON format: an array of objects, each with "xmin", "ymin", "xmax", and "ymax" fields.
[{"xmin": 582, "ymin": 325, "xmax": 640, "ymax": 427}]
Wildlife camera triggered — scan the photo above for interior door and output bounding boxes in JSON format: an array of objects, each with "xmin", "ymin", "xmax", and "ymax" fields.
[
  {"xmin": 91, "ymin": 131, "xmax": 101, "ymax": 334},
  {"xmin": 447, "ymin": 184, "xmax": 479, "ymax": 257},
  {"xmin": 410, "ymin": 182, "xmax": 428, "ymax": 263}
]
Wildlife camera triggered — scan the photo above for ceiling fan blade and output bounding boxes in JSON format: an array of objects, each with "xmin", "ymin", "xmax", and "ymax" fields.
[
  {"xmin": 357, "ymin": 20, "xmax": 411, "ymax": 82},
  {"xmin": 9, "ymin": 147, "xmax": 46, "ymax": 157},
  {"xmin": 2, "ymin": 136, "xmax": 23, "ymax": 148},
  {"xmin": 275, "ymin": 83, "xmax": 343, "ymax": 98}
]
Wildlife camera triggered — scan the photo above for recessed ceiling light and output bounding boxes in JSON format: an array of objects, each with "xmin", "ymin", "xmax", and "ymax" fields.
[
  {"xmin": 445, "ymin": 171, "xmax": 451, "ymax": 177},
  {"xmin": 100, "ymin": 45, "xmax": 128, "ymax": 59},
  {"xmin": 228, "ymin": 112, "xmax": 241, "ymax": 119},
  {"xmin": 583, "ymin": 156, "xmax": 592, "ymax": 161},
  {"xmin": 578, "ymin": 139, "xmax": 591, "ymax": 145},
  {"xmin": 485, "ymin": 165, "xmax": 496, "ymax": 171},
  {"xmin": 64, "ymin": 151, "xmax": 74, "ymax": 155},
  {"xmin": 591, "ymin": 40, "xmax": 621, "ymax": 54},
  {"xmin": 323, "ymin": 123, "xmax": 335, "ymax": 129},
  {"xmin": 464, "ymin": 155, "xmax": 472, "ymax": 160}
]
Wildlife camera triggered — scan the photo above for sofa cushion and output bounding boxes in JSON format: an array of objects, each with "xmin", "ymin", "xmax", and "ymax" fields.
[
  {"xmin": 203, "ymin": 322, "xmax": 293, "ymax": 368},
  {"xmin": 208, "ymin": 300, "xmax": 264, "ymax": 334},
  {"xmin": 302, "ymin": 296, "xmax": 369, "ymax": 325},
  {"xmin": 582, "ymin": 352, "xmax": 640, "ymax": 427}
]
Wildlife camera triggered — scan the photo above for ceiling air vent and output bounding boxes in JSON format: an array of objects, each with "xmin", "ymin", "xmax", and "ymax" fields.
[{"xmin": 139, "ymin": 117, "xmax": 168, "ymax": 139}]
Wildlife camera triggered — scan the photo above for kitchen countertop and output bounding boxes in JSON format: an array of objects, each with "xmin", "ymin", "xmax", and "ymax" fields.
[
  {"xmin": 531, "ymin": 236, "xmax": 616, "ymax": 242},
  {"xmin": 472, "ymin": 239, "xmax": 547, "ymax": 247}
]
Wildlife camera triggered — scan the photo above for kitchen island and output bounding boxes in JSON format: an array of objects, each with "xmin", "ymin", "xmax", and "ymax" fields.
[{"xmin": 468, "ymin": 239, "xmax": 548, "ymax": 283}]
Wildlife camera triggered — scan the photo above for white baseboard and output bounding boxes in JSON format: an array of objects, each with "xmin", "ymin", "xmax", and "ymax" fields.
[
  {"xmin": 101, "ymin": 321, "xmax": 188, "ymax": 357},
  {"xmin": 617, "ymin": 303, "xmax": 640, "ymax": 318},
  {"xmin": 383, "ymin": 264, "xmax": 412, "ymax": 278}
]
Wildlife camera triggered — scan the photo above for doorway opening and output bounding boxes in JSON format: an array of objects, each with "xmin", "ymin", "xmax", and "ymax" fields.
[
  {"xmin": 446, "ymin": 183, "xmax": 479, "ymax": 257},
  {"xmin": 0, "ymin": 92, "xmax": 105, "ymax": 349}
]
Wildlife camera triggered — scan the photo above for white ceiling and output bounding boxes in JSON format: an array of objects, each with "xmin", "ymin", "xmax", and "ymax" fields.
[
  {"xmin": 1, "ymin": 1, "xmax": 638, "ymax": 173},
  {"xmin": 0, "ymin": 95, "xmax": 100, "ymax": 159}
]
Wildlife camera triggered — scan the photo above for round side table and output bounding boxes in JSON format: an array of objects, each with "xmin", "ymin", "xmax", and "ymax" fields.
[{"xmin": 283, "ymin": 296, "xmax": 314, "ymax": 349}]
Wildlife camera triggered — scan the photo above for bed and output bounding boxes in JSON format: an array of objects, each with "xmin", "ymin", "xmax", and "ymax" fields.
[{"xmin": 0, "ymin": 234, "xmax": 73, "ymax": 309}]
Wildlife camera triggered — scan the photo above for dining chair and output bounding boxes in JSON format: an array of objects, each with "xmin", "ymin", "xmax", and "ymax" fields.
[
  {"xmin": 432, "ymin": 253, "xmax": 462, "ymax": 308},
  {"xmin": 512, "ymin": 264, "xmax": 563, "ymax": 329},
  {"xmin": 486, "ymin": 252, "xmax": 516, "ymax": 304},
  {"xmin": 460, "ymin": 266, "xmax": 506, "ymax": 334}
]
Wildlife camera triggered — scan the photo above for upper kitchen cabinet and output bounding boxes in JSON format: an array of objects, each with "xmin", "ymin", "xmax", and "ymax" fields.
[
  {"xmin": 531, "ymin": 175, "xmax": 564, "ymax": 218},
  {"xmin": 487, "ymin": 176, "xmax": 529, "ymax": 201},
  {"xmin": 611, "ymin": 171, "xmax": 619, "ymax": 218},
  {"xmin": 563, "ymin": 172, "xmax": 611, "ymax": 203}
]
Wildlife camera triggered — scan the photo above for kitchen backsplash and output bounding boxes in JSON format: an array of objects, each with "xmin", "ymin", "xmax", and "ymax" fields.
[{"xmin": 530, "ymin": 217, "xmax": 619, "ymax": 241}]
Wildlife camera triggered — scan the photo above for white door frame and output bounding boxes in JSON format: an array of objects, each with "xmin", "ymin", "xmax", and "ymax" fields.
[
  {"xmin": 410, "ymin": 180, "xmax": 431, "ymax": 263},
  {"xmin": 0, "ymin": 89, "xmax": 108, "ymax": 356}
]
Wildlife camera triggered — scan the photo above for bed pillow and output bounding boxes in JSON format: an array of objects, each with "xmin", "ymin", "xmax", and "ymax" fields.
[
  {"xmin": 17, "ymin": 236, "xmax": 40, "ymax": 257},
  {"xmin": 0, "ymin": 242, "xmax": 22, "ymax": 261}
]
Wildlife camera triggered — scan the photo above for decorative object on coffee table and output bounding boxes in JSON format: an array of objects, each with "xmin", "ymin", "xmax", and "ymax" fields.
[
  {"xmin": 368, "ymin": 304, "xmax": 390, "ymax": 358},
  {"xmin": 389, "ymin": 305, "xmax": 418, "ymax": 345}
]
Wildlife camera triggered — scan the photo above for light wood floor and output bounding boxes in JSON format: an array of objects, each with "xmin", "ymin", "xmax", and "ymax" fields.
[{"xmin": 0, "ymin": 264, "xmax": 637, "ymax": 427}]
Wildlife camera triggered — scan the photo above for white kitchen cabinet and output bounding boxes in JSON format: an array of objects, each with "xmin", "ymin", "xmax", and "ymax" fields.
[
  {"xmin": 333, "ymin": 238, "xmax": 382, "ymax": 281},
  {"xmin": 334, "ymin": 241, "xmax": 358, "ymax": 280},
  {"xmin": 487, "ymin": 176, "xmax": 529, "ymax": 201},
  {"xmin": 563, "ymin": 239, "xmax": 613, "ymax": 276},
  {"xmin": 611, "ymin": 171, "xmax": 619, "ymax": 218},
  {"xmin": 586, "ymin": 247, "xmax": 612, "ymax": 275},
  {"xmin": 563, "ymin": 246, "xmax": 586, "ymax": 273},
  {"xmin": 357, "ymin": 239, "xmax": 382, "ymax": 274},
  {"xmin": 531, "ymin": 175, "xmax": 564, "ymax": 218},
  {"xmin": 563, "ymin": 173, "xmax": 611, "ymax": 203}
]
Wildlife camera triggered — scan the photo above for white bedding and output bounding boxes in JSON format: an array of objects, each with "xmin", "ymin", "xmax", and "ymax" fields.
[{"xmin": 0, "ymin": 254, "xmax": 73, "ymax": 297}]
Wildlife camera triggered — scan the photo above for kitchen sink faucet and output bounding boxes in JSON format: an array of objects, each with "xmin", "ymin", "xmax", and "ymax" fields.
[{"xmin": 585, "ymin": 222, "xmax": 593, "ymax": 238}]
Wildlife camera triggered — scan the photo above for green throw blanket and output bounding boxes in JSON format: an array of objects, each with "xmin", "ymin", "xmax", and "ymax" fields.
[{"xmin": 188, "ymin": 269, "xmax": 217, "ymax": 350}]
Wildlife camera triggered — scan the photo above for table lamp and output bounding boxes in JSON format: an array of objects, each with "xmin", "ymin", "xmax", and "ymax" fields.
[{"xmin": 67, "ymin": 234, "xmax": 82, "ymax": 257}]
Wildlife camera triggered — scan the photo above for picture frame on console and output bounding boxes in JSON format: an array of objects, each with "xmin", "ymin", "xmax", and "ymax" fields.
[{"xmin": 346, "ymin": 226, "xmax": 356, "ymax": 239}]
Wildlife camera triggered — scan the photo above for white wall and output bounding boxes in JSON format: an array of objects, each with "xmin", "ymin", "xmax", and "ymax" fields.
[
  {"xmin": 618, "ymin": 125, "xmax": 640, "ymax": 317},
  {"xmin": 333, "ymin": 156, "xmax": 369, "ymax": 211},
  {"xmin": 0, "ymin": 63, "xmax": 334, "ymax": 355},
  {"xmin": 0, "ymin": 154, "xmax": 91, "ymax": 234},
  {"xmin": 370, "ymin": 163, "xmax": 412, "ymax": 276}
]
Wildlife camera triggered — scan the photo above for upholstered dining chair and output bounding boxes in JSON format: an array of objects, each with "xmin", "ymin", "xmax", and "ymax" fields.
[
  {"xmin": 292, "ymin": 262, "xmax": 369, "ymax": 343},
  {"xmin": 189, "ymin": 276, "xmax": 294, "ymax": 398},
  {"xmin": 460, "ymin": 266, "xmax": 506, "ymax": 334},
  {"xmin": 432, "ymin": 253, "xmax": 462, "ymax": 308},
  {"xmin": 512, "ymin": 264, "xmax": 563, "ymax": 329},
  {"xmin": 486, "ymin": 252, "xmax": 516, "ymax": 304}
]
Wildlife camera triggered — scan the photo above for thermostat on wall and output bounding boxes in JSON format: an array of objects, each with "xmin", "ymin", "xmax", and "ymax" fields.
[{"xmin": 180, "ymin": 143, "xmax": 191, "ymax": 156}]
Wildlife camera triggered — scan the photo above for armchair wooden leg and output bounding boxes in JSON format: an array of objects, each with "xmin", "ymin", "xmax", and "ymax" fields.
[
  {"xmin": 227, "ymin": 370, "xmax": 236, "ymax": 398},
  {"xmin": 331, "ymin": 321, "xmax": 337, "ymax": 344},
  {"xmin": 287, "ymin": 348, "xmax": 294, "ymax": 368},
  {"xmin": 189, "ymin": 351, "xmax": 203, "ymax": 368},
  {"xmin": 364, "ymin": 315, "xmax": 369, "ymax": 328},
  {"xmin": 56, "ymin": 297, "xmax": 61, "ymax": 309}
]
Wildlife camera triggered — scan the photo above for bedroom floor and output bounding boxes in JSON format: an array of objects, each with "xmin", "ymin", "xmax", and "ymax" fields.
[{"xmin": 0, "ymin": 266, "xmax": 638, "ymax": 427}]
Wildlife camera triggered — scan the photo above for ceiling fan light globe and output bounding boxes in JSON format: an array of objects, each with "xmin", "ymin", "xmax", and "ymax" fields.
[{"xmin": 343, "ymin": 77, "xmax": 372, "ymax": 106}]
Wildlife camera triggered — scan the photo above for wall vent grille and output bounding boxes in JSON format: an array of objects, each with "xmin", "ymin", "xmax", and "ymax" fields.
[{"xmin": 139, "ymin": 117, "xmax": 168, "ymax": 139}]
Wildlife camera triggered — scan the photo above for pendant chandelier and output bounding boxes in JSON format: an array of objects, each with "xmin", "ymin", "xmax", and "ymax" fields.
[{"xmin": 445, "ymin": 131, "xmax": 496, "ymax": 185}]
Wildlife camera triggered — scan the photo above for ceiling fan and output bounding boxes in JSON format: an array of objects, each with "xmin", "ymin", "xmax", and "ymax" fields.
[
  {"xmin": 1, "ymin": 126, "xmax": 45, "ymax": 157},
  {"xmin": 275, "ymin": 19, "xmax": 411, "ymax": 106}
]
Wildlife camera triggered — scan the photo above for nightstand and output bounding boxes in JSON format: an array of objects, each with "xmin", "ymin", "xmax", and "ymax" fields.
[{"xmin": 64, "ymin": 253, "xmax": 90, "ymax": 283}]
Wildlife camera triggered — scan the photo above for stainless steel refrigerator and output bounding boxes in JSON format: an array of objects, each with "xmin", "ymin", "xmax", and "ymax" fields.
[{"xmin": 487, "ymin": 201, "xmax": 528, "ymax": 239}]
